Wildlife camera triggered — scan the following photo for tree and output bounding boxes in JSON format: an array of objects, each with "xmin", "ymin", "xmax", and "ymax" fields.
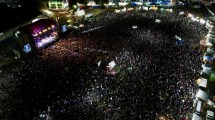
[
  {"xmin": 40, "ymin": 0, "xmax": 49, "ymax": 9},
  {"xmin": 68, "ymin": 0, "xmax": 77, "ymax": 8}
]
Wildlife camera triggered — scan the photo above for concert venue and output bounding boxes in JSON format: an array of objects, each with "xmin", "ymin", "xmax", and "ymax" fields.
[
  {"xmin": 0, "ymin": 1, "xmax": 215, "ymax": 120},
  {"xmin": 15, "ymin": 19, "xmax": 59, "ymax": 54}
]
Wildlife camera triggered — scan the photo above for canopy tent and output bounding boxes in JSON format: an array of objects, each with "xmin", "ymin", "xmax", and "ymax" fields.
[
  {"xmin": 200, "ymin": 65, "xmax": 212, "ymax": 79},
  {"xmin": 202, "ymin": 63, "xmax": 212, "ymax": 68},
  {"xmin": 209, "ymin": 72, "xmax": 215, "ymax": 82},
  {"xmin": 196, "ymin": 89, "xmax": 209, "ymax": 101},
  {"xmin": 161, "ymin": 0, "xmax": 171, "ymax": 5},
  {"xmin": 118, "ymin": 2, "xmax": 129, "ymax": 7},
  {"xmin": 104, "ymin": 2, "xmax": 117, "ymax": 7},
  {"xmin": 107, "ymin": 61, "xmax": 116, "ymax": 71},
  {"xmin": 149, "ymin": 6, "xmax": 158, "ymax": 11},
  {"xmin": 131, "ymin": 2, "xmax": 137, "ymax": 7},
  {"xmin": 197, "ymin": 78, "xmax": 207, "ymax": 88},
  {"xmin": 206, "ymin": 37, "xmax": 215, "ymax": 47},
  {"xmin": 136, "ymin": 2, "xmax": 143, "ymax": 6},
  {"xmin": 209, "ymin": 27, "xmax": 215, "ymax": 35},
  {"xmin": 203, "ymin": 55, "xmax": 213, "ymax": 62},
  {"xmin": 207, "ymin": 33, "xmax": 215, "ymax": 38},
  {"xmin": 192, "ymin": 113, "xmax": 203, "ymax": 120},
  {"xmin": 206, "ymin": 48, "xmax": 215, "ymax": 56},
  {"xmin": 87, "ymin": 1, "xmax": 96, "ymax": 6},
  {"xmin": 76, "ymin": 9, "xmax": 85, "ymax": 17},
  {"xmin": 207, "ymin": 37, "xmax": 215, "ymax": 44}
]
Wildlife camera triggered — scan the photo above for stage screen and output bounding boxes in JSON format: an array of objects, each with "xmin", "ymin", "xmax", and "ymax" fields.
[
  {"xmin": 62, "ymin": 25, "xmax": 67, "ymax": 33},
  {"xmin": 23, "ymin": 44, "xmax": 32, "ymax": 53}
]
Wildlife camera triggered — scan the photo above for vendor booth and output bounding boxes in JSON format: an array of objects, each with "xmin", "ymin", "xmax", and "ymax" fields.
[
  {"xmin": 192, "ymin": 113, "xmax": 203, "ymax": 120},
  {"xmin": 200, "ymin": 65, "xmax": 212, "ymax": 78},
  {"xmin": 206, "ymin": 48, "xmax": 215, "ymax": 56},
  {"xmin": 196, "ymin": 89, "xmax": 209, "ymax": 101},
  {"xmin": 196, "ymin": 77, "xmax": 207, "ymax": 88}
]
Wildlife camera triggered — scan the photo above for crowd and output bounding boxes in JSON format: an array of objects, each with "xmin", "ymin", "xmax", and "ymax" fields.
[{"xmin": 0, "ymin": 10, "xmax": 208, "ymax": 120}]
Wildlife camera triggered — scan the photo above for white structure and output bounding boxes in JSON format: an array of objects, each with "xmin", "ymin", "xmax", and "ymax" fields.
[
  {"xmin": 87, "ymin": 1, "xmax": 96, "ymax": 6},
  {"xmin": 192, "ymin": 113, "xmax": 203, "ymax": 120},
  {"xmin": 108, "ymin": 61, "xmax": 116, "ymax": 70},
  {"xmin": 196, "ymin": 89, "xmax": 209, "ymax": 101},
  {"xmin": 197, "ymin": 78, "xmax": 207, "ymax": 88},
  {"xmin": 118, "ymin": 2, "xmax": 129, "ymax": 7},
  {"xmin": 76, "ymin": 9, "xmax": 86, "ymax": 17}
]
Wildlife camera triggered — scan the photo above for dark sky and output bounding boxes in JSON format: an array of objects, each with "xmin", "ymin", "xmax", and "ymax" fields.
[
  {"xmin": 19, "ymin": 0, "xmax": 42, "ymax": 9},
  {"xmin": 0, "ymin": 1, "xmax": 41, "ymax": 32}
]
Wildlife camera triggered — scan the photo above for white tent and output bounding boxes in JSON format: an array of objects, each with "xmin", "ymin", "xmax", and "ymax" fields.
[
  {"xmin": 76, "ymin": 9, "xmax": 85, "ymax": 17},
  {"xmin": 209, "ymin": 27, "xmax": 215, "ymax": 35},
  {"xmin": 142, "ymin": 7, "xmax": 149, "ymax": 11},
  {"xmin": 118, "ymin": 2, "xmax": 129, "ymax": 7},
  {"xmin": 135, "ymin": 2, "xmax": 143, "ymax": 6},
  {"xmin": 207, "ymin": 33, "xmax": 215, "ymax": 38},
  {"xmin": 107, "ymin": 2, "xmax": 116, "ymax": 6},
  {"xmin": 196, "ymin": 89, "xmax": 209, "ymax": 101},
  {"xmin": 192, "ymin": 113, "xmax": 203, "ymax": 120},
  {"xmin": 200, "ymin": 66, "xmax": 211, "ymax": 78},
  {"xmin": 206, "ymin": 48, "xmax": 215, "ymax": 55},
  {"xmin": 202, "ymin": 63, "xmax": 212, "ymax": 69},
  {"xmin": 179, "ymin": 11, "xmax": 185, "ymax": 16},
  {"xmin": 87, "ymin": 1, "xmax": 96, "ymax": 6},
  {"xmin": 206, "ymin": 37, "xmax": 215, "ymax": 47},
  {"xmin": 115, "ymin": 9, "xmax": 121, "ymax": 13},
  {"xmin": 197, "ymin": 78, "xmax": 207, "ymax": 88},
  {"xmin": 108, "ymin": 61, "xmax": 116, "ymax": 70}
]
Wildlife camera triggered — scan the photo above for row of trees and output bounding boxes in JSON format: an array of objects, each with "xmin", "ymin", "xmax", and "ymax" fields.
[
  {"xmin": 19, "ymin": 0, "xmax": 147, "ymax": 10},
  {"xmin": 18, "ymin": 0, "xmax": 110, "ymax": 10}
]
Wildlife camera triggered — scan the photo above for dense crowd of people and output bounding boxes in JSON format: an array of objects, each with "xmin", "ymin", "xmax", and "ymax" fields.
[{"xmin": 0, "ymin": 10, "xmax": 208, "ymax": 120}]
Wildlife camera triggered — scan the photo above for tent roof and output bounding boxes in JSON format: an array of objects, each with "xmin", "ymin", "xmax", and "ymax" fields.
[
  {"xmin": 203, "ymin": 55, "xmax": 213, "ymax": 61},
  {"xmin": 196, "ymin": 89, "xmax": 209, "ymax": 101},
  {"xmin": 197, "ymin": 78, "xmax": 207, "ymax": 88},
  {"xmin": 202, "ymin": 66, "xmax": 212, "ymax": 75},
  {"xmin": 192, "ymin": 113, "xmax": 203, "ymax": 120},
  {"xmin": 206, "ymin": 48, "xmax": 215, "ymax": 55}
]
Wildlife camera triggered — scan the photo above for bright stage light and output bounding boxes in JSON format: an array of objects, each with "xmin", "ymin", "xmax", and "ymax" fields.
[{"xmin": 43, "ymin": 29, "xmax": 47, "ymax": 32}]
